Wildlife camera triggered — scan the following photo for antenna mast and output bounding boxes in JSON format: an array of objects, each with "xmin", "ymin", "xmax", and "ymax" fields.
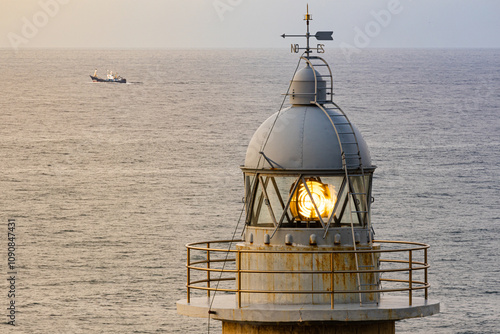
[{"xmin": 305, "ymin": 4, "xmax": 312, "ymax": 57}]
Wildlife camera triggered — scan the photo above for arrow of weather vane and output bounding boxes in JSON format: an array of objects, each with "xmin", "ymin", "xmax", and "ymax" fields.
[{"xmin": 281, "ymin": 31, "xmax": 333, "ymax": 41}]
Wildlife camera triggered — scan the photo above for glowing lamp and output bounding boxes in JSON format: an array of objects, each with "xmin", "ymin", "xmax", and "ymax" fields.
[{"xmin": 290, "ymin": 178, "xmax": 336, "ymax": 221}]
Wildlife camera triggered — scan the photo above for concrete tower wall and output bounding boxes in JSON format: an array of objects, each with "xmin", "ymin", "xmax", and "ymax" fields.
[
  {"xmin": 223, "ymin": 320, "xmax": 395, "ymax": 334},
  {"xmin": 237, "ymin": 243, "xmax": 380, "ymax": 305}
]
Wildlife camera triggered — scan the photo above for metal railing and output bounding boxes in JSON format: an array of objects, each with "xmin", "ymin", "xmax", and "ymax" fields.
[{"xmin": 185, "ymin": 239, "xmax": 430, "ymax": 309}]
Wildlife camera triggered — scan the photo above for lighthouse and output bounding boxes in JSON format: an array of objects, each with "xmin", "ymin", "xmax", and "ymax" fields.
[{"xmin": 177, "ymin": 7, "xmax": 439, "ymax": 333}]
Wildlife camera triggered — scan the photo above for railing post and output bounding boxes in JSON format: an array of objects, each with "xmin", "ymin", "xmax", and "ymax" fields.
[
  {"xmin": 206, "ymin": 242, "xmax": 210, "ymax": 298},
  {"xmin": 187, "ymin": 247, "xmax": 191, "ymax": 304},
  {"xmin": 424, "ymin": 247, "xmax": 428, "ymax": 300},
  {"xmin": 330, "ymin": 252, "xmax": 335, "ymax": 309},
  {"xmin": 409, "ymin": 250, "xmax": 413, "ymax": 306},
  {"xmin": 237, "ymin": 250, "xmax": 241, "ymax": 308}
]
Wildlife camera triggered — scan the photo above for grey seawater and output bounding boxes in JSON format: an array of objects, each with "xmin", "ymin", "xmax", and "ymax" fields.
[{"xmin": 0, "ymin": 48, "xmax": 498, "ymax": 333}]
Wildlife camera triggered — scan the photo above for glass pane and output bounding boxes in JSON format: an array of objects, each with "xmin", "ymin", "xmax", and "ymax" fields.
[
  {"xmin": 251, "ymin": 187, "xmax": 269, "ymax": 226},
  {"xmin": 269, "ymin": 176, "xmax": 298, "ymax": 226},
  {"xmin": 246, "ymin": 175, "xmax": 298, "ymax": 227},
  {"xmin": 247, "ymin": 176, "xmax": 276, "ymax": 227},
  {"xmin": 350, "ymin": 176, "xmax": 367, "ymax": 226},
  {"xmin": 245, "ymin": 175, "xmax": 256, "ymax": 224}
]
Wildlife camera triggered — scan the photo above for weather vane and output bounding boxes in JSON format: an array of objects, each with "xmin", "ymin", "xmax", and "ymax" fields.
[{"xmin": 281, "ymin": 4, "xmax": 333, "ymax": 57}]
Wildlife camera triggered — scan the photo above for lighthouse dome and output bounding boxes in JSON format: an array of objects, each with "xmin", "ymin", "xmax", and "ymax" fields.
[{"xmin": 244, "ymin": 105, "xmax": 372, "ymax": 171}]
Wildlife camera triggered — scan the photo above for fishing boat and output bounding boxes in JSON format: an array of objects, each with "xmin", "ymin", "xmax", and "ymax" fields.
[{"xmin": 90, "ymin": 69, "xmax": 126, "ymax": 83}]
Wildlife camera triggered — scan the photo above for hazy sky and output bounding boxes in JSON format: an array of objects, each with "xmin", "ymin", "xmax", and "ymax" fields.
[{"xmin": 1, "ymin": 0, "xmax": 499, "ymax": 50}]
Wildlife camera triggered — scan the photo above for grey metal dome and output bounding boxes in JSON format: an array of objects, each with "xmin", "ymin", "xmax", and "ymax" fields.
[
  {"xmin": 244, "ymin": 105, "xmax": 372, "ymax": 170},
  {"xmin": 289, "ymin": 65, "xmax": 327, "ymax": 105}
]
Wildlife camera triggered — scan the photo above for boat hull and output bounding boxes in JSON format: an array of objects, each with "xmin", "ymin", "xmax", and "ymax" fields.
[{"xmin": 90, "ymin": 75, "xmax": 126, "ymax": 83}]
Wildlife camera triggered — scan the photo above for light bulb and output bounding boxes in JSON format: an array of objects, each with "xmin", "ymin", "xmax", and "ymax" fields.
[{"xmin": 290, "ymin": 179, "xmax": 336, "ymax": 221}]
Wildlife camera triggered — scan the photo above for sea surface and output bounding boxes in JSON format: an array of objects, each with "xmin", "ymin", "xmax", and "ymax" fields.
[{"xmin": 0, "ymin": 48, "xmax": 498, "ymax": 333}]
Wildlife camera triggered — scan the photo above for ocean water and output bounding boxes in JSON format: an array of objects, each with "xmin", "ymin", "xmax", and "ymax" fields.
[{"xmin": 0, "ymin": 48, "xmax": 498, "ymax": 333}]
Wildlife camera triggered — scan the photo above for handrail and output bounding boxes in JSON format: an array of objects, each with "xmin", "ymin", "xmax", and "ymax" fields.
[
  {"xmin": 185, "ymin": 239, "xmax": 430, "ymax": 309},
  {"xmin": 186, "ymin": 240, "xmax": 429, "ymax": 253}
]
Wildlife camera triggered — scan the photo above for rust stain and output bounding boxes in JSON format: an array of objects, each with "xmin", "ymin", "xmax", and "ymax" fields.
[{"xmin": 234, "ymin": 243, "xmax": 382, "ymax": 305}]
